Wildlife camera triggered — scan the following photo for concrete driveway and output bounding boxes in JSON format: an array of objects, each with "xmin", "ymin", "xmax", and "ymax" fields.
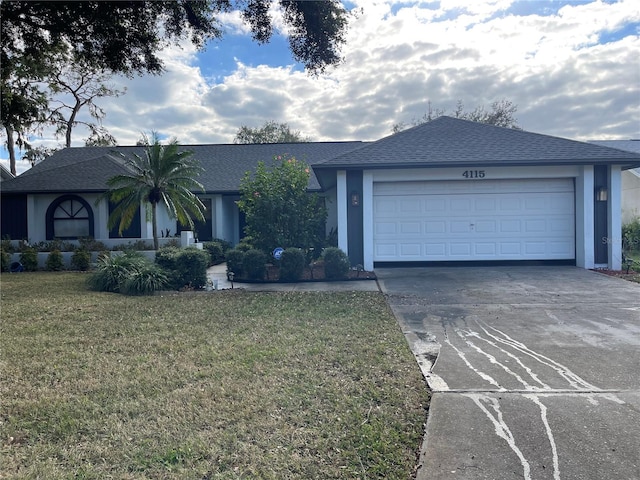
[{"xmin": 377, "ymin": 266, "xmax": 640, "ymax": 480}]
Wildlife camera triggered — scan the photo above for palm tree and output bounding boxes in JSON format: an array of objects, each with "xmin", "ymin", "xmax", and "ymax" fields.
[{"xmin": 103, "ymin": 133, "xmax": 206, "ymax": 250}]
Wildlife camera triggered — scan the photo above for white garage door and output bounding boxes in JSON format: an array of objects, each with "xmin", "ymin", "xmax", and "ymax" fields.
[{"xmin": 373, "ymin": 178, "xmax": 575, "ymax": 261}]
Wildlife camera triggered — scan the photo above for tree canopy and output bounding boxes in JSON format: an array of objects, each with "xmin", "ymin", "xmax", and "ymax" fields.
[
  {"xmin": 234, "ymin": 121, "xmax": 311, "ymax": 144},
  {"xmin": 392, "ymin": 99, "xmax": 521, "ymax": 133},
  {"xmin": 1, "ymin": 1, "xmax": 349, "ymax": 174}
]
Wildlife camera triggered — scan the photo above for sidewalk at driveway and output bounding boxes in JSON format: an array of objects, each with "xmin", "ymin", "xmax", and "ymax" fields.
[
  {"xmin": 206, "ymin": 263, "xmax": 379, "ymax": 292},
  {"xmin": 377, "ymin": 266, "xmax": 640, "ymax": 480}
]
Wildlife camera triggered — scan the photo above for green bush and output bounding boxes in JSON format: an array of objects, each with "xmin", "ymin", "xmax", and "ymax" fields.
[
  {"xmin": 1, "ymin": 237, "xmax": 15, "ymax": 254},
  {"xmin": 225, "ymin": 249, "xmax": 245, "ymax": 277},
  {"xmin": 71, "ymin": 249, "xmax": 91, "ymax": 271},
  {"xmin": 1, "ymin": 250, "xmax": 10, "ymax": 272},
  {"xmin": 87, "ymin": 251, "xmax": 167, "ymax": 295},
  {"xmin": 155, "ymin": 246, "xmax": 209, "ymax": 290},
  {"xmin": 120, "ymin": 263, "xmax": 168, "ymax": 296},
  {"xmin": 211, "ymin": 237, "xmax": 233, "ymax": 253},
  {"xmin": 203, "ymin": 241, "xmax": 225, "ymax": 266},
  {"xmin": 280, "ymin": 248, "xmax": 305, "ymax": 281},
  {"xmin": 155, "ymin": 246, "xmax": 180, "ymax": 267},
  {"xmin": 623, "ymin": 218, "xmax": 640, "ymax": 252},
  {"xmin": 322, "ymin": 247, "xmax": 350, "ymax": 280},
  {"xmin": 235, "ymin": 237, "xmax": 255, "ymax": 252},
  {"xmin": 242, "ymin": 249, "xmax": 267, "ymax": 280},
  {"xmin": 45, "ymin": 250, "xmax": 65, "ymax": 271},
  {"xmin": 19, "ymin": 248, "xmax": 38, "ymax": 271},
  {"xmin": 78, "ymin": 237, "xmax": 109, "ymax": 252},
  {"xmin": 237, "ymin": 155, "xmax": 327, "ymax": 253}
]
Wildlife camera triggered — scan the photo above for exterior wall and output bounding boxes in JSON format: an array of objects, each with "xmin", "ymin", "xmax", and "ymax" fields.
[
  {"xmin": 22, "ymin": 192, "xmax": 238, "ymax": 249},
  {"xmin": 334, "ymin": 165, "xmax": 623, "ymax": 271},
  {"xmin": 622, "ymin": 169, "xmax": 640, "ymax": 224}
]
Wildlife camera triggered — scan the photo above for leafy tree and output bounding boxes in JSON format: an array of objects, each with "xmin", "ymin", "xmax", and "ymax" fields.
[
  {"xmin": 234, "ymin": 120, "xmax": 311, "ymax": 144},
  {"xmin": 48, "ymin": 57, "xmax": 124, "ymax": 148},
  {"xmin": 1, "ymin": 1, "xmax": 349, "ymax": 171},
  {"xmin": 22, "ymin": 146, "xmax": 57, "ymax": 167},
  {"xmin": 393, "ymin": 99, "xmax": 521, "ymax": 133},
  {"xmin": 101, "ymin": 133, "xmax": 206, "ymax": 250},
  {"xmin": 237, "ymin": 155, "xmax": 326, "ymax": 253},
  {"xmin": 1, "ymin": 52, "xmax": 53, "ymax": 175}
]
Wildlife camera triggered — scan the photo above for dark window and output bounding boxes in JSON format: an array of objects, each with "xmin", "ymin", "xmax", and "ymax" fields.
[
  {"xmin": 109, "ymin": 201, "xmax": 141, "ymax": 238},
  {"xmin": 46, "ymin": 195, "xmax": 94, "ymax": 240},
  {"xmin": 0, "ymin": 194, "xmax": 27, "ymax": 239},
  {"xmin": 176, "ymin": 198, "xmax": 213, "ymax": 242}
]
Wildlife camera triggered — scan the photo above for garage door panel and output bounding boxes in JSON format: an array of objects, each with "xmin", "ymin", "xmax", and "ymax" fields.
[{"xmin": 373, "ymin": 178, "xmax": 575, "ymax": 262}]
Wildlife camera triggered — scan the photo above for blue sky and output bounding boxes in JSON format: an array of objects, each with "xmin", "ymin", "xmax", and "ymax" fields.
[{"xmin": 3, "ymin": 0, "xmax": 639, "ymax": 175}]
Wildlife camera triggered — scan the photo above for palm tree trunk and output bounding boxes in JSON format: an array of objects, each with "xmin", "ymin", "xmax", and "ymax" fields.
[{"xmin": 151, "ymin": 202, "xmax": 159, "ymax": 250}]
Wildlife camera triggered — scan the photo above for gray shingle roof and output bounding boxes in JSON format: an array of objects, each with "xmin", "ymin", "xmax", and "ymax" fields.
[
  {"xmin": 1, "ymin": 142, "xmax": 367, "ymax": 194},
  {"xmin": 314, "ymin": 116, "xmax": 640, "ymax": 169}
]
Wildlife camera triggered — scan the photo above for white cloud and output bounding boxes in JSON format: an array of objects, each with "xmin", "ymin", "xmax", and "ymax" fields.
[{"xmin": 4, "ymin": 0, "xmax": 639, "ymax": 175}]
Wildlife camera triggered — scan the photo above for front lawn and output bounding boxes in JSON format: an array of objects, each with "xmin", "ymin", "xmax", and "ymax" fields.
[{"xmin": 0, "ymin": 273, "xmax": 428, "ymax": 479}]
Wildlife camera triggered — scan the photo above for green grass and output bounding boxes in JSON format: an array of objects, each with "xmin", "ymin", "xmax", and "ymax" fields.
[{"xmin": 0, "ymin": 273, "xmax": 428, "ymax": 479}]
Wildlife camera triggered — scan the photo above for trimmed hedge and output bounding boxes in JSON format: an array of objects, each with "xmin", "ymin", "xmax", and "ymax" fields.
[
  {"xmin": 45, "ymin": 250, "xmax": 65, "ymax": 271},
  {"xmin": 19, "ymin": 248, "xmax": 38, "ymax": 271},
  {"xmin": 322, "ymin": 247, "xmax": 350, "ymax": 280},
  {"xmin": 71, "ymin": 249, "xmax": 91, "ymax": 271},
  {"xmin": 242, "ymin": 249, "xmax": 268, "ymax": 280},
  {"xmin": 225, "ymin": 249, "xmax": 245, "ymax": 277},
  {"xmin": 203, "ymin": 241, "xmax": 225, "ymax": 266},
  {"xmin": 280, "ymin": 248, "xmax": 305, "ymax": 281},
  {"xmin": 155, "ymin": 246, "xmax": 209, "ymax": 290}
]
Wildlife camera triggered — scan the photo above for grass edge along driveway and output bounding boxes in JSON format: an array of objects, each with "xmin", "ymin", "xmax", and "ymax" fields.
[{"xmin": 0, "ymin": 273, "xmax": 429, "ymax": 479}]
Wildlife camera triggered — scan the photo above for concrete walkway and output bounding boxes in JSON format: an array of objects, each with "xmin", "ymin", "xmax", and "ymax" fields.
[{"xmin": 206, "ymin": 263, "xmax": 379, "ymax": 292}]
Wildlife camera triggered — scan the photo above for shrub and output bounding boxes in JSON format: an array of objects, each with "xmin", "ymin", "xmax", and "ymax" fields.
[
  {"xmin": 19, "ymin": 248, "xmax": 38, "ymax": 271},
  {"xmin": 1, "ymin": 250, "xmax": 10, "ymax": 272},
  {"xmin": 225, "ymin": 249, "xmax": 245, "ymax": 277},
  {"xmin": 45, "ymin": 250, "xmax": 65, "ymax": 271},
  {"xmin": 242, "ymin": 249, "xmax": 267, "ymax": 280},
  {"xmin": 120, "ymin": 263, "xmax": 168, "ymax": 296},
  {"xmin": 79, "ymin": 237, "xmax": 109, "ymax": 252},
  {"xmin": 237, "ymin": 155, "xmax": 327, "ymax": 253},
  {"xmin": 88, "ymin": 252, "xmax": 147, "ymax": 293},
  {"xmin": 71, "ymin": 249, "xmax": 91, "ymax": 271},
  {"xmin": 155, "ymin": 246, "xmax": 209, "ymax": 290},
  {"xmin": 211, "ymin": 237, "xmax": 233, "ymax": 253},
  {"xmin": 280, "ymin": 248, "xmax": 306, "ymax": 281},
  {"xmin": 203, "ymin": 241, "xmax": 225, "ymax": 266},
  {"xmin": 176, "ymin": 248, "xmax": 209, "ymax": 289},
  {"xmin": 623, "ymin": 218, "xmax": 640, "ymax": 252},
  {"xmin": 235, "ymin": 237, "xmax": 255, "ymax": 252},
  {"xmin": 1, "ymin": 237, "xmax": 15, "ymax": 254},
  {"xmin": 322, "ymin": 247, "xmax": 350, "ymax": 280}
]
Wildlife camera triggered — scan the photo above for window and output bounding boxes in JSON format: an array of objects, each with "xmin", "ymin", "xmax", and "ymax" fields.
[
  {"xmin": 46, "ymin": 195, "xmax": 94, "ymax": 240},
  {"xmin": 109, "ymin": 201, "xmax": 141, "ymax": 238}
]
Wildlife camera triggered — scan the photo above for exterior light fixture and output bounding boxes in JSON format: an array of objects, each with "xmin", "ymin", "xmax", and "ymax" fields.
[
  {"xmin": 596, "ymin": 186, "xmax": 608, "ymax": 202},
  {"xmin": 351, "ymin": 191, "xmax": 360, "ymax": 207}
]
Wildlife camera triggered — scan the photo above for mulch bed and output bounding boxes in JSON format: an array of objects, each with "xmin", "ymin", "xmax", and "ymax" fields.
[
  {"xmin": 592, "ymin": 268, "xmax": 640, "ymax": 284},
  {"xmin": 237, "ymin": 264, "xmax": 377, "ymax": 283}
]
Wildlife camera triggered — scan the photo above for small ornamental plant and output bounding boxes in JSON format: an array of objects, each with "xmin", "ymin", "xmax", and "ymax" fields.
[
  {"xmin": 45, "ymin": 250, "xmax": 65, "ymax": 271},
  {"xmin": 280, "ymin": 248, "xmax": 306, "ymax": 281},
  {"xmin": 322, "ymin": 247, "xmax": 350, "ymax": 280}
]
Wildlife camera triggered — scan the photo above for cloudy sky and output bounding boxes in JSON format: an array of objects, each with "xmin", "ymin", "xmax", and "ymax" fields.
[{"xmin": 4, "ymin": 0, "xmax": 639, "ymax": 175}]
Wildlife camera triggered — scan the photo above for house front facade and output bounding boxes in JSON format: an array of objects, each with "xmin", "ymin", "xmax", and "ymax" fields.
[{"xmin": 2, "ymin": 117, "xmax": 639, "ymax": 271}]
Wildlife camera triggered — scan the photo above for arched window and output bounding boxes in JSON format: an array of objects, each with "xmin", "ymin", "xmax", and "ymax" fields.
[{"xmin": 46, "ymin": 195, "xmax": 94, "ymax": 240}]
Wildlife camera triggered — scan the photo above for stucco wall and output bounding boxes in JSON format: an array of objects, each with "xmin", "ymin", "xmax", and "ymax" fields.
[{"xmin": 622, "ymin": 170, "xmax": 640, "ymax": 224}]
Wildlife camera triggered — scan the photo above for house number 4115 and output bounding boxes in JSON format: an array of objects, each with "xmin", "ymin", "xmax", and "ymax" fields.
[{"xmin": 462, "ymin": 170, "xmax": 485, "ymax": 179}]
